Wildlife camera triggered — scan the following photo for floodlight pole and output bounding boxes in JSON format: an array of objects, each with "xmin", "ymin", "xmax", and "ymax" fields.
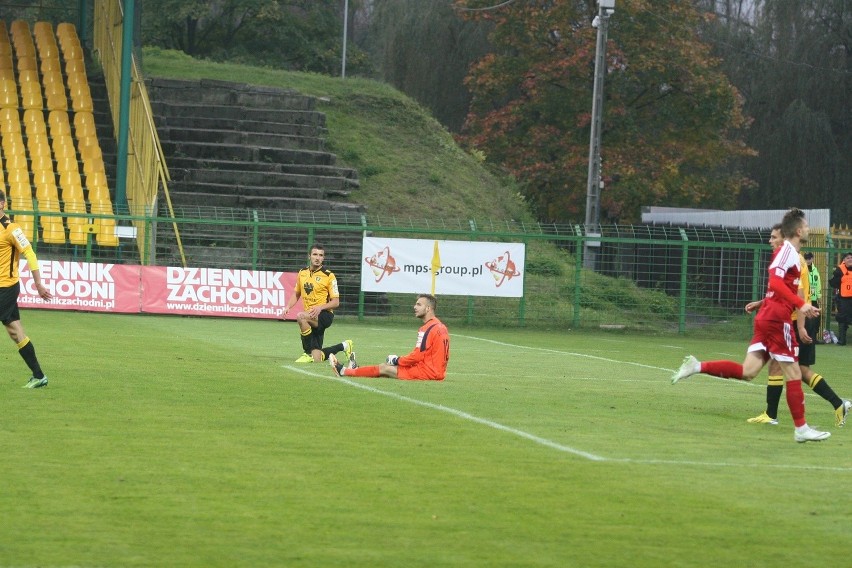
[
  {"xmin": 341, "ymin": 0, "xmax": 349, "ymax": 78},
  {"xmin": 583, "ymin": 0, "xmax": 614, "ymax": 270}
]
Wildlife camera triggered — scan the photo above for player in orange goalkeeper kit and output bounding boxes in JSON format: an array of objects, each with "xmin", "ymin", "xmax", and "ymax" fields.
[{"xmin": 329, "ymin": 294, "xmax": 449, "ymax": 381}]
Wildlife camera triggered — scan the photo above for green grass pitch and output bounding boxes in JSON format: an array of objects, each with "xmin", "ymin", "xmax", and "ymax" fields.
[{"xmin": 2, "ymin": 310, "xmax": 850, "ymax": 566}]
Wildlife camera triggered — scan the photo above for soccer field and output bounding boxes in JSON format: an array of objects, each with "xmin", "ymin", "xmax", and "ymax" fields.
[{"xmin": 3, "ymin": 310, "xmax": 850, "ymax": 567}]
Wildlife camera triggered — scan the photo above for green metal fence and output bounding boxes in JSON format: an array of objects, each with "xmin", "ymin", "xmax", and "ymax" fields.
[{"xmin": 15, "ymin": 205, "xmax": 849, "ymax": 337}]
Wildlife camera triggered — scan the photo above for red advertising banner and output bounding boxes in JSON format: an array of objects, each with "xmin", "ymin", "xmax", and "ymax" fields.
[
  {"xmin": 140, "ymin": 266, "xmax": 297, "ymax": 319},
  {"xmin": 19, "ymin": 261, "xmax": 300, "ymax": 320}
]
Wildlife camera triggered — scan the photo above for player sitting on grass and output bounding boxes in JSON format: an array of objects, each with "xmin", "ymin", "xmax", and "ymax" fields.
[{"xmin": 329, "ymin": 294, "xmax": 449, "ymax": 381}]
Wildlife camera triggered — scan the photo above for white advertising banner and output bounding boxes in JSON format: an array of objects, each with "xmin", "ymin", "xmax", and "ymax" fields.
[{"xmin": 361, "ymin": 237, "xmax": 524, "ymax": 297}]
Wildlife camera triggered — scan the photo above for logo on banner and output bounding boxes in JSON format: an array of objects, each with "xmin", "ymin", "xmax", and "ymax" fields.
[
  {"xmin": 365, "ymin": 246, "xmax": 401, "ymax": 283},
  {"xmin": 484, "ymin": 251, "xmax": 521, "ymax": 287}
]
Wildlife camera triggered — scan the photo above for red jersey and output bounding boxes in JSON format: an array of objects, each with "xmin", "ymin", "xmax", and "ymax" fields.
[
  {"xmin": 757, "ymin": 240, "xmax": 805, "ymax": 323},
  {"xmin": 397, "ymin": 317, "xmax": 450, "ymax": 381}
]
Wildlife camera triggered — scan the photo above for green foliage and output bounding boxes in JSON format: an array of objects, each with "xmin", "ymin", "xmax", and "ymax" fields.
[
  {"xmin": 706, "ymin": 0, "xmax": 851, "ymax": 223},
  {"xmin": 140, "ymin": 0, "xmax": 372, "ymax": 75},
  {"xmin": 457, "ymin": 0, "xmax": 754, "ymax": 223},
  {"xmin": 364, "ymin": 0, "xmax": 493, "ymax": 132}
]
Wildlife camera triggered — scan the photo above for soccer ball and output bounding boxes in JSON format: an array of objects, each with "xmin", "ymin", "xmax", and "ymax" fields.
[{"xmin": 386, "ymin": 354, "xmax": 399, "ymax": 365}]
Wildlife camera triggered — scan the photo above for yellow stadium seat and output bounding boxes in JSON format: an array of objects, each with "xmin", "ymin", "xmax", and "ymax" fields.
[
  {"xmin": 0, "ymin": 41, "xmax": 10, "ymax": 56},
  {"xmin": 87, "ymin": 184, "xmax": 111, "ymax": 202},
  {"xmin": 48, "ymin": 109, "xmax": 70, "ymax": 129},
  {"xmin": 45, "ymin": 90, "xmax": 67, "ymax": 111},
  {"xmin": 18, "ymin": 68, "xmax": 39, "ymax": 84},
  {"xmin": 17, "ymin": 55, "xmax": 38, "ymax": 72},
  {"xmin": 5, "ymin": 155, "xmax": 29, "ymax": 173},
  {"xmin": 42, "ymin": 70, "xmax": 64, "ymax": 90},
  {"xmin": 80, "ymin": 143, "xmax": 103, "ymax": 162},
  {"xmin": 21, "ymin": 87, "xmax": 42, "ymax": 110},
  {"xmin": 52, "ymin": 140, "xmax": 76, "ymax": 160},
  {"xmin": 63, "ymin": 44, "xmax": 84, "ymax": 61},
  {"xmin": 35, "ymin": 181, "xmax": 59, "ymax": 201},
  {"xmin": 41, "ymin": 220, "xmax": 66, "ymax": 244},
  {"xmin": 85, "ymin": 170, "xmax": 108, "ymax": 190},
  {"xmin": 31, "ymin": 157, "xmax": 54, "ymax": 177},
  {"xmin": 40, "ymin": 55, "xmax": 62, "ymax": 75},
  {"xmin": 64, "ymin": 58, "xmax": 85, "ymax": 75},
  {"xmin": 71, "ymin": 93, "xmax": 93, "ymax": 113},
  {"xmin": 0, "ymin": 86, "xmax": 18, "ymax": 109},
  {"xmin": 83, "ymin": 156, "xmax": 105, "ymax": 176},
  {"xmin": 8, "ymin": 180, "xmax": 32, "ymax": 200},
  {"xmin": 33, "ymin": 170, "xmax": 56, "ymax": 189},
  {"xmin": 55, "ymin": 155, "xmax": 80, "ymax": 175},
  {"xmin": 0, "ymin": 67, "xmax": 14, "ymax": 81},
  {"xmin": 23, "ymin": 107, "xmax": 45, "ymax": 125}
]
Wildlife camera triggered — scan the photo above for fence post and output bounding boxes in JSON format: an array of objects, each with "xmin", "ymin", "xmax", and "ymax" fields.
[
  {"xmin": 678, "ymin": 228, "xmax": 688, "ymax": 334},
  {"xmin": 251, "ymin": 210, "xmax": 259, "ymax": 270},
  {"xmin": 573, "ymin": 226, "xmax": 583, "ymax": 327}
]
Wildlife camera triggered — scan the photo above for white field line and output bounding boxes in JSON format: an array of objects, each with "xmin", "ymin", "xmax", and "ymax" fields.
[{"xmin": 283, "ymin": 363, "xmax": 852, "ymax": 472}]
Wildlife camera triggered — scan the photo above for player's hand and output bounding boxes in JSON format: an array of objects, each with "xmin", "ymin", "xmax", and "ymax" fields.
[
  {"xmin": 798, "ymin": 323, "xmax": 813, "ymax": 344},
  {"xmin": 798, "ymin": 304, "xmax": 819, "ymax": 319},
  {"xmin": 36, "ymin": 284, "xmax": 52, "ymax": 301},
  {"xmin": 744, "ymin": 301, "xmax": 761, "ymax": 313}
]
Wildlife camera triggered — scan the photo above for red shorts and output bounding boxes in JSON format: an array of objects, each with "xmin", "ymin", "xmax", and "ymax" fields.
[
  {"xmin": 397, "ymin": 364, "xmax": 445, "ymax": 381},
  {"xmin": 747, "ymin": 318, "xmax": 798, "ymax": 363}
]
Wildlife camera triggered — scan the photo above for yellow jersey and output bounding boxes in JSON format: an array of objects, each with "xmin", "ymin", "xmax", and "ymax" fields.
[
  {"xmin": 295, "ymin": 266, "xmax": 339, "ymax": 311},
  {"xmin": 0, "ymin": 215, "xmax": 33, "ymax": 287},
  {"xmin": 793, "ymin": 253, "xmax": 809, "ymax": 322}
]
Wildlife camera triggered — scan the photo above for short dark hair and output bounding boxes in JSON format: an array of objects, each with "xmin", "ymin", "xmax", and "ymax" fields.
[
  {"xmin": 418, "ymin": 293, "xmax": 437, "ymax": 311},
  {"xmin": 780, "ymin": 208, "xmax": 805, "ymax": 239},
  {"xmin": 843, "ymin": 252, "xmax": 852, "ymax": 260},
  {"xmin": 804, "ymin": 252, "xmax": 814, "ymax": 260},
  {"xmin": 309, "ymin": 243, "xmax": 325, "ymax": 253}
]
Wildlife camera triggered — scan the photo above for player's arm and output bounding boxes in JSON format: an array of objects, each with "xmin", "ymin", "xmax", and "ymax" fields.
[
  {"xmin": 398, "ymin": 331, "xmax": 436, "ymax": 367},
  {"xmin": 22, "ymin": 247, "xmax": 52, "ymax": 301},
  {"xmin": 282, "ymin": 277, "xmax": 302, "ymax": 315}
]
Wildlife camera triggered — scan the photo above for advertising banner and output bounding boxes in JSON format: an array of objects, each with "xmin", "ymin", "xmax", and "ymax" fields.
[
  {"xmin": 361, "ymin": 237, "xmax": 524, "ymax": 297},
  {"xmin": 18, "ymin": 261, "xmax": 300, "ymax": 320},
  {"xmin": 140, "ymin": 266, "xmax": 297, "ymax": 319},
  {"xmin": 19, "ymin": 260, "xmax": 141, "ymax": 313}
]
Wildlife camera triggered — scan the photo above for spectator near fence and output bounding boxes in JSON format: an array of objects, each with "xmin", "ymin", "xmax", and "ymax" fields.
[{"xmin": 828, "ymin": 252, "xmax": 852, "ymax": 346}]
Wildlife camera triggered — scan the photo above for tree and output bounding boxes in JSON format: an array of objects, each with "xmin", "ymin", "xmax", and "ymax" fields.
[
  {"xmin": 458, "ymin": 0, "xmax": 754, "ymax": 223},
  {"xmin": 706, "ymin": 0, "xmax": 851, "ymax": 222},
  {"xmin": 141, "ymin": 0, "xmax": 371, "ymax": 75},
  {"xmin": 364, "ymin": 0, "xmax": 492, "ymax": 131}
]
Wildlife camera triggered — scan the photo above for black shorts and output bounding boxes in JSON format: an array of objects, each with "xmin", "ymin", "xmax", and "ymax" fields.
[
  {"xmin": 308, "ymin": 310, "xmax": 335, "ymax": 351},
  {"xmin": 794, "ymin": 323, "xmax": 816, "ymax": 367},
  {"xmin": 0, "ymin": 282, "xmax": 21, "ymax": 326}
]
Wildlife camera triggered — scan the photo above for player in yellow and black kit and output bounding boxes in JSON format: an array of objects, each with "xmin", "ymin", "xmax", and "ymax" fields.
[
  {"xmin": 282, "ymin": 244, "xmax": 353, "ymax": 363},
  {"xmin": 0, "ymin": 190, "xmax": 53, "ymax": 387}
]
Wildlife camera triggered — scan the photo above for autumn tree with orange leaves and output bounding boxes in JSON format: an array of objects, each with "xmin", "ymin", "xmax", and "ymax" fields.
[{"xmin": 457, "ymin": 0, "xmax": 754, "ymax": 223}]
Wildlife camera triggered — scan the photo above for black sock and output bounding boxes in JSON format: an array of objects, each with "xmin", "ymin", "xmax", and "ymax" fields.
[
  {"xmin": 18, "ymin": 340, "xmax": 44, "ymax": 379},
  {"xmin": 765, "ymin": 384, "xmax": 783, "ymax": 420}
]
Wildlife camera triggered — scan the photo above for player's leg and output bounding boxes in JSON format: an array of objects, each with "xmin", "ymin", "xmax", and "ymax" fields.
[
  {"xmin": 748, "ymin": 359, "xmax": 783, "ymax": 424},
  {"xmin": 309, "ymin": 311, "xmax": 333, "ymax": 362},
  {"xmin": 293, "ymin": 311, "xmax": 318, "ymax": 362}
]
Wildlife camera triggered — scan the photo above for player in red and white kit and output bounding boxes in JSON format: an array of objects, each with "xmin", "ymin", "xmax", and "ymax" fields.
[
  {"xmin": 671, "ymin": 208, "xmax": 829, "ymax": 443},
  {"xmin": 329, "ymin": 294, "xmax": 449, "ymax": 381}
]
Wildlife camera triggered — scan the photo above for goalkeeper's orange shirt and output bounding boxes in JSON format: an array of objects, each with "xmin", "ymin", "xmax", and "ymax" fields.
[
  {"xmin": 397, "ymin": 317, "xmax": 450, "ymax": 381},
  {"xmin": 0, "ymin": 215, "xmax": 31, "ymax": 287}
]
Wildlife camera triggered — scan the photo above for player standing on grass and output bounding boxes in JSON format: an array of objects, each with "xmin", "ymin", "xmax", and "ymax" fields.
[
  {"xmin": 671, "ymin": 208, "xmax": 830, "ymax": 443},
  {"xmin": 744, "ymin": 225, "xmax": 850, "ymax": 427},
  {"xmin": 329, "ymin": 294, "xmax": 449, "ymax": 381},
  {"xmin": 0, "ymin": 190, "xmax": 53, "ymax": 388},
  {"xmin": 282, "ymin": 243, "xmax": 353, "ymax": 363}
]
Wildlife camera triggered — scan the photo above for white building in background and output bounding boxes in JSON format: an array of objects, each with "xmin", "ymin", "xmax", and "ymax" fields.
[{"xmin": 641, "ymin": 206, "xmax": 831, "ymax": 232}]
